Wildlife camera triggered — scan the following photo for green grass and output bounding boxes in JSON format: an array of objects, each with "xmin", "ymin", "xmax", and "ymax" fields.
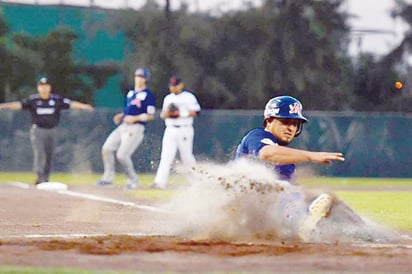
[
  {"xmin": 300, "ymin": 177, "xmax": 412, "ymax": 231},
  {"xmin": 0, "ymin": 172, "xmax": 180, "ymax": 200},
  {"xmin": 0, "ymin": 172, "xmax": 185, "ymax": 187},
  {"xmin": 0, "ymin": 266, "xmax": 135, "ymax": 274},
  {"xmin": 299, "ymin": 176, "xmax": 412, "ymax": 188},
  {"xmin": 336, "ymin": 191, "xmax": 412, "ymax": 231}
]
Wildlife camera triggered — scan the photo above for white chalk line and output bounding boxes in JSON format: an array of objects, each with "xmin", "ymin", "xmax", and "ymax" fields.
[
  {"xmin": 353, "ymin": 242, "xmax": 412, "ymax": 249},
  {"xmin": 59, "ymin": 189, "xmax": 169, "ymax": 213},
  {"xmin": 8, "ymin": 181, "xmax": 31, "ymax": 189},
  {"xmin": 8, "ymin": 181, "xmax": 169, "ymax": 213}
]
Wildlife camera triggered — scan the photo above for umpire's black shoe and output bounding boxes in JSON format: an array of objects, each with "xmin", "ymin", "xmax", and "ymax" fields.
[
  {"xmin": 35, "ymin": 178, "xmax": 48, "ymax": 185},
  {"xmin": 95, "ymin": 180, "xmax": 113, "ymax": 187}
]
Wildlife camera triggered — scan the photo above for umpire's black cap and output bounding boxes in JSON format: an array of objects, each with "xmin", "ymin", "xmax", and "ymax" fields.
[{"xmin": 37, "ymin": 77, "xmax": 50, "ymax": 85}]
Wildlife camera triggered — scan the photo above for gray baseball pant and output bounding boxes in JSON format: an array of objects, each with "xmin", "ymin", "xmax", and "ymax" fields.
[
  {"xmin": 30, "ymin": 125, "xmax": 56, "ymax": 183},
  {"xmin": 100, "ymin": 123, "xmax": 145, "ymax": 184}
]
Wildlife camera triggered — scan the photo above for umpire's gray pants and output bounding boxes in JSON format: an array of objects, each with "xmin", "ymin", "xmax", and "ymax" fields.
[
  {"xmin": 100, "ymin": 123, "xmax": 145, "ymax": 184},
  {"xmin": 30, "ymin": 125, "xmax": 56, "ymax": 183}
]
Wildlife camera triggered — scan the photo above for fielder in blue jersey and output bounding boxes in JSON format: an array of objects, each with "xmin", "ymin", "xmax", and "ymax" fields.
[
  {"xmin": 96, "ymin": 68, "xmax": 156, "ymax": 190},
  {"xmin": 235, "ymin": 96, "xmax": 346, "ymax": 241}
]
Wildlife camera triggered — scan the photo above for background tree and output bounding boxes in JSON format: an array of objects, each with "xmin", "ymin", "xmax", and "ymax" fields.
[
  {"xmin": 2, "ymin": 0, "xmax": 412, "ymax": 111},
  {"xmin": 0, "ymin": 9, "xmax": 10, "ymax": 103},
  {"xmin": 348, "ymin": 0, "xmax": 412, "ymax": 112},
  {"xmin": 107, "ymin": 0, "xmax": 351, "ymax": 109},
  {"xmin": 10, "ymin": 26, "xmax": 117, "ymax": 102}
]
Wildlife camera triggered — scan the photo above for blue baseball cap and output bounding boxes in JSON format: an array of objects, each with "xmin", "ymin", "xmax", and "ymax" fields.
[
  {"xmin": 135, "ymin": 68, "xmax": 150, "ymax": 80},
  {"xmin": 169, "ymin": 76, "xmax": 182, "ymax": 86}
]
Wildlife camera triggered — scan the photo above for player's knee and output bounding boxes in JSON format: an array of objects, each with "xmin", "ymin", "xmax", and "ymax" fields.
[{"xmin": 116, "ymin": 152, "xmax": 130, "ymax": 164}]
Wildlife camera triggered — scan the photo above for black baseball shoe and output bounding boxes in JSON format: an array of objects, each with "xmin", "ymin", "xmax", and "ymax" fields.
[{"xmin": 95, "ymin": 180, "xmax": 113, "ymax": 187}]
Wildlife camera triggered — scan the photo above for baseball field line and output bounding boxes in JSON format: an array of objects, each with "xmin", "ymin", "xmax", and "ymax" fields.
[{"xmin": 8, "ymin": 181, "xmax": 169, "ymax": 213}]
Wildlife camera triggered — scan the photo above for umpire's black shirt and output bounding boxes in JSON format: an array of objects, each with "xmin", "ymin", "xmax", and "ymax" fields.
[{"xmin": 21, "ymin": 94, "xmax": 71, "ymax": 129}]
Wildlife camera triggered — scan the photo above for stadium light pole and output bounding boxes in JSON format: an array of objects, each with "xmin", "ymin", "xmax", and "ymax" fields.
[{"xmin": 350, "ymin": 28, "xmax": 397, "ymax": 55}]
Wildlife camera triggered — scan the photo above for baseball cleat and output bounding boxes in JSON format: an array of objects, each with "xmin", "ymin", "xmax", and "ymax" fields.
[
  {"xmin": 298, "ymin": 193, "xmax": 333, "ymax": 241},
  {"xmin": 95, "ymin": 180, "xmax": 113, "ymax": 187},
  {"xmin": 150, "ymin": 183, "xmax": 165, "ymax": 190}
]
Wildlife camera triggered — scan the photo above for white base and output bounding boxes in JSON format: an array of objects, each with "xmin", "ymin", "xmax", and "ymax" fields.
[{"xmin": 36, "ymin": 182, "xmax": 68, "ymax": 191}]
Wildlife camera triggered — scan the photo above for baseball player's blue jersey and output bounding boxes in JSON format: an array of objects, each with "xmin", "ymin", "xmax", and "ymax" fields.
[
  {"xmin": 123, "ymin": 88, "xmax": 156, "ymax": 125},
  {"xmin": 235, "ymin": 128, "xmax": 295, "ymax": 181}
]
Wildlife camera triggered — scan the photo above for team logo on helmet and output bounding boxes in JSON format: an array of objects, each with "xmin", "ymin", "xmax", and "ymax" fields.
[
  {"xmin": 289, "ymin": 102, "xmax": 303, "ymax": 116},
  {"xmin": 264, "ymin": 99, "xmax": 280, "ymax": 117}
]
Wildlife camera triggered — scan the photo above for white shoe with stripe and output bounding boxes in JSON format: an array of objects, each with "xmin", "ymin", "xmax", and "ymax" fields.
[{"xmin": 298, "ymin": 193, "xmax": 333, "ymax": 241}]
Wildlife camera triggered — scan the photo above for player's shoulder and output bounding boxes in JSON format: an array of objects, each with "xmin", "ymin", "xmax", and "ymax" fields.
[
  {"xmin": 181, "ymin": 89, "xmax": 197, "ymax": 97},
  {"xmin": 50, "ymin": 93, "xmax": 65, "ymax": 99},
  {"xmin": 144, "ymin": 87, "xmax": 155, "ymax": 95},
  {"xmin": 141, "ymin": 88, "xmax": 155, "ymax": 98},
  {"xmin": 244, "ymin": 128, "xmax": 278, "ymax": 145},
  {"xmin": 27, "ymin": 93, "xmax": 40, "ymax": 100},
  {"xmin": 246, "ymin": 128, "xmax": 267, "ymax": 137},
  {"xmin": 162, "ymin": 92, "xmax": 174, "ymax": 101},
  {"xmin": 145, "ymin": 89, "xmax": 156, "ymax": 102}
]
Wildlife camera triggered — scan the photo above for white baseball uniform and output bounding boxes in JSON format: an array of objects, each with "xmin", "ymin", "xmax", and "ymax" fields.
[{"xmin": 153, "ymin": 89, "xmax": 201, "ymax": 188}]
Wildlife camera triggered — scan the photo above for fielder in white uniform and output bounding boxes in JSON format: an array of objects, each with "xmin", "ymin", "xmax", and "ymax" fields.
[{"xmin": 152, "ymin": 76, "xmax": 201, "ymax": 189}]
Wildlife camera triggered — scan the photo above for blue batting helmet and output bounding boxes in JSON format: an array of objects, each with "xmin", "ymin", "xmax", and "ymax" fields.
[{"xmin": 263, "ymin": 95, "xmax": 308, "ymax": 136}]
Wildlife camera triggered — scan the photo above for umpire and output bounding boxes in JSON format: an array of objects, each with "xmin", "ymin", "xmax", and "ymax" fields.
[{"xmin": 0, "ymin": 76, "xmax": 93, "ymax": 184}]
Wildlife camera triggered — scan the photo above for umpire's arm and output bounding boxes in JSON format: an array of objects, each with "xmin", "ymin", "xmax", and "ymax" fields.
[
  {"xmin": 0, "ymin": 101, "xmax": 22, "ymax": 110},
  {"xmin": 70, "ymin": 101, "xmax": 94, "ymax": 111}
]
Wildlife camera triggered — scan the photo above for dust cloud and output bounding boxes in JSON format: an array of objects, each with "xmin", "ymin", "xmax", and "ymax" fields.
[{"xmin": 162, "ymin": 159, "xmax": 405, "ymax": 244}]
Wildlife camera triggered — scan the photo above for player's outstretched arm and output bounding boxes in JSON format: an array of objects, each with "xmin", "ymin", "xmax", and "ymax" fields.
[
  {"xmin": 70, "ymin": 101, "xmax": 94, "ymax": 111},
  {"xmin": 259, "ymin": 145, "xmax": 345, "ymax": 165},
  {"xmin": 0, "ymin": 101, "xmax": 22, "ymax": 110},
  {"xmin": 307, "ymin": 151, "xmax": 345, "ymax": 164}
]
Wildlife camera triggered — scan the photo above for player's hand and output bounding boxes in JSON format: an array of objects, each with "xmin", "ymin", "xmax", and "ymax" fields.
[
  {"xmin": 310, "ymin": 152, "xmax": 345, "ymax": 165},
  {"xmin": 122, "ymin": 115, "xmax": 137, "ymax": 124},
  {"xmin": 113, "ymin": 113, "xmax": 124, "ymax": 125}
]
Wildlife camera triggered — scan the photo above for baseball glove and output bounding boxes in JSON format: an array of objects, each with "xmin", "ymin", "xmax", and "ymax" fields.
[{"xmin": 167, "ymin": 103, "xmax": 180, "ymax": 118}]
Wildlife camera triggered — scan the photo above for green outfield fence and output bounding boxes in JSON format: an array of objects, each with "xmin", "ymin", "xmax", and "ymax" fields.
[
  {"xmin": 1, "ymin": 109, "xmax": 412, "ymax": 178},
  {"xmin": 1, "ymin": 3, "xmax": 127, "ymax": 109}
]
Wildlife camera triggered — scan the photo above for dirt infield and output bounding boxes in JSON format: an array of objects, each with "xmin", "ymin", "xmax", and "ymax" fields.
[{"xmin": 0, "ymin": 183, "xmax": 411, "ymax": 273}]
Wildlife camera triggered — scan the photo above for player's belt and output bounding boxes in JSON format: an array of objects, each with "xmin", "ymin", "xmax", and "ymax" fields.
[
  {"xmin": 32, "ymin": 124, "xmax": 55, "ymax": 129},
  {"xmin": 172, "ymin": 125, "xmax": 191, "ymax": 128}
]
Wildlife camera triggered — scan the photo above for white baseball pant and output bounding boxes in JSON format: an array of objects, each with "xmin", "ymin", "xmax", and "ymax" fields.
[{"xmin": 154, "ymin": 125, "xmax": 196, "ymax": 188}]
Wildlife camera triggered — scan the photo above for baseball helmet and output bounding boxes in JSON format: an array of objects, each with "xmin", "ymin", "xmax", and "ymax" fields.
[
  {"xmin": 135, "ymin": 67, "xmax": 150, "ymax": 80},
  {"xmin": 263, "ymin": 95, "xmax": 308, "ymax": 136}
]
